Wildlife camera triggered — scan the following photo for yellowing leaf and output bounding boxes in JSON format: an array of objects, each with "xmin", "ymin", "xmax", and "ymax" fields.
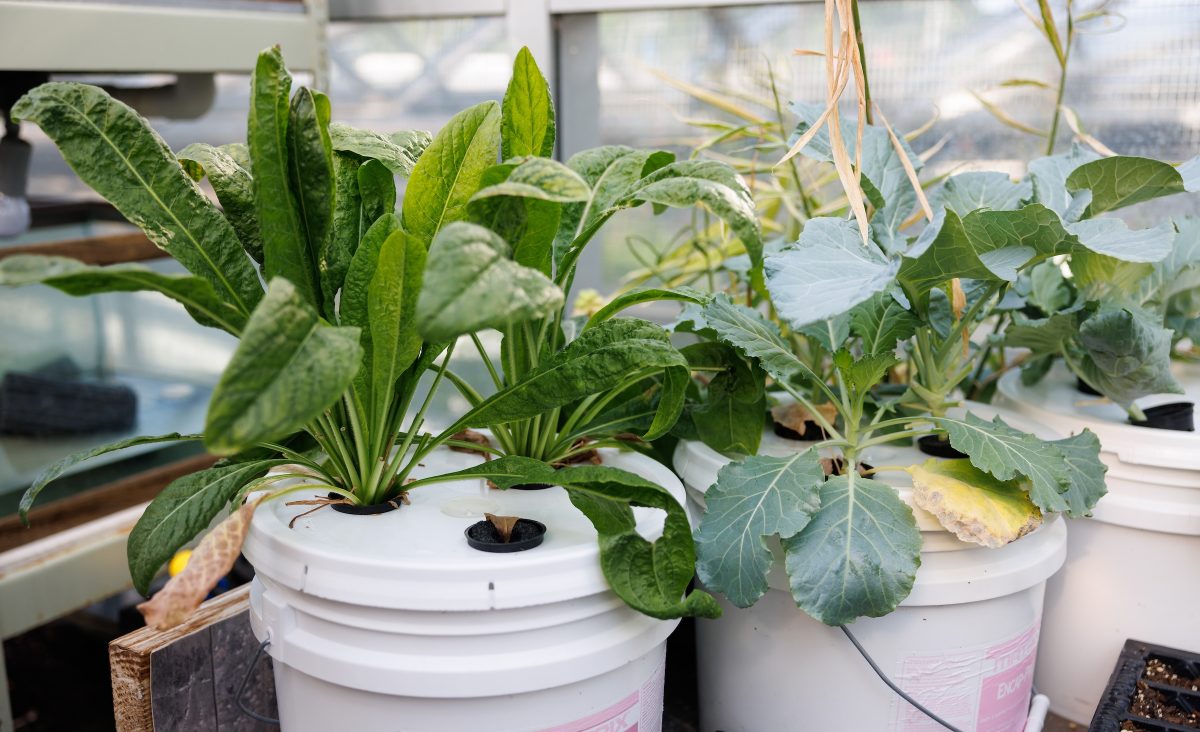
[
  {"xmin": 138, "ymin": 497, "xmax": 262, "ymax": 630},
  {"xmin": 906, "ymin": 459, "xmax": 1042, "ymax": 548}
]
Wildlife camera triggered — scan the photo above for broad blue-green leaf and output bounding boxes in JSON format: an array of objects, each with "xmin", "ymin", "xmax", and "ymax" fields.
[
  {"xmin": 178, "ymin": 142, "xmax": 263, "ymax": 263},
  {"xmin": 932, "ymin": 171, "xmax": 1030, "ymax": 217},
  {"xmin": 415, "ymin": 222, "xmax": 563, "ymax": 342},
  {"xmin": 1144, "ymin": 217, "xmax": 1200, "ymax": 303},
  {"xmin": 1067, "ymin": 156, "xmax": 1188, "ymax": 216},
  {"xmin": 1072, "ymin": 251, "xmax": 1153, "ymax": 301},
  {"xmin": 695, "ymin": 451, "xmax": 825, "ymax": 607},
  {"xmin": 1051, "ymin": 430, "xmax": 1107, "ymax": 517},
  {"xmin": 680, "ymin": 341, "xmax": 765, "ymax": 455},
  {"xmin": 1005, "ymin": 311, "xmax": 1079, "ymax": 355},
  {"xmin": 248, "ymin": 48, "xmax": 320, "ymax": 308},
  {"xmin": 906, "ymin": 459, "xmax": 1041, "ymax": 548},
  {"xmin": 1028, "ymin": 144, "xmax": 1101, "ymax": 216},
  {"xmin": 0, "ymin": 255, "xmax": 247, "ymax": 334},
  {"xmin": 205, "ymin": 279, "xmax": 363, "ymax": 455},
  {"xmin": 430, "ymin": 456, "xmax": 720, "ymax": 619},
  {"xmin": 766, "ymin": 217, "xmax": 898, "ymax": 329},
  {"xmin": 1179, "ymin": 156, "xmax": 1200, "ymax": 192},
  {"xmin": 460, "ymin": 318, "xmax": 687, "ymax": 436},
  {"xmin": 12, "ymin": 82, "xmax": 262, "ymax": 314},
  {"xmin": 850, "ymin": 292, "xmax": 921, "ymax": 355},
  {"xmin": 1027, "ymin": 260, "xmax": 1071, "ymax": 312},
  {"xmin": 701, "ymin": 294, "xmax": 809, "ymax": 386},
  {"xmin": 782, "ymin": 472, "xmax": 921, "ymax": 624},
  {"xmin": 329, "ymin": 122, "xmax": 418, "ymax": 175},
  {"xmin": 402, "ymin": 100, "xmax": 501, "ymax": 248},
  {"xmin": 127, "ymin": 459, "xmax": 284, "ymax": 594},
  {"xmin": 1077, "ymin": 305, "xmax": 1182, "ymax": 407},
  {"xmin": 369, "ymin": 230, "xmax": 425, "ymax": 420},
  {"xmin": 799, "ymin": 314, "xmax": 851, "ymax": 353},
  {"xmin": 790, "ymin": 102, "xmax": 923, "ymax": 252},
  {"xmin": 502, "ymin": 46, "xmax": 556, "ymax": 160},
  {"xmin": 833, "ymin": 349, "xmax": 899, "ymax": 395},
  {"xmin": 19, "ymin": 433, "xmax": 201, "ymax": 521},
  {"xmin": 322, "ymin": 153, "xmax": 362, "ymax": 315},
  {"xmin": 934, "ymin": 414, "xmax": 1071, "ymax": 514},
  {"xmin": 585, "ymin": 286, "xmax": 707, "ymax": 329},
  {"xmin": 287, "ymin": 87, "xmax": 335, "ymax": 314},
  {"xmin": 1067, "ymin": 218, "xmax": 1175, "ymax": 262},
  {"xmin": 899, "ymin": 207, "xmax": 994, "ymax": 302},
  {"xmin": 358, "ymin": 159, "xmax": 396, "ymax": 230}
]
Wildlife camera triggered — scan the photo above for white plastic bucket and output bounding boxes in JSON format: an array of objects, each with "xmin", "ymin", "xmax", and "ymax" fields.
[
  {"xmin": 243, "ymin": 447, "xmax": 683, "ymax": 732},
  {"xmin": 996, "ymin": 364, "xmax": 1200, "ymax": 724},
  {"xmin": 672, "ymin": 404, "xmax": 1066, "ymax": 732}
]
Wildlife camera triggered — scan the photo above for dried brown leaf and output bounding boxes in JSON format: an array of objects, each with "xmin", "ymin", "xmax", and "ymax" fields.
[
  {"xmin": 449, "ymin": 429, "xmax": 493, "ymax": 457},
  {"xmin": 485, "ymin": 513, "xmax": 520, "ymax": 542}
]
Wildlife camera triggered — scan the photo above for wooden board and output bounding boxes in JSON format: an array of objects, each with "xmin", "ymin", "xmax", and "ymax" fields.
[
  {"xmin": 109, "ymin": 585, "xmax": 277, "ymax": 731},
  {"xmin": 0, "ymin": 231, "xmax": 164, "ymax": 265}
]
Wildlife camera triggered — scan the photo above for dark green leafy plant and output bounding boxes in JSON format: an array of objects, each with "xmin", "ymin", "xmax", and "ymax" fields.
[{"xmin": 0, "ymin": 47, "xmax": 761, "ymax": 623}]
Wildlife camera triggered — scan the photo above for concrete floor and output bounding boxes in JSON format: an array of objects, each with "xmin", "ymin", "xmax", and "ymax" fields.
[{"xmin": 1046, "ymin": 712, "xmax": 1086, "ymax": 731}]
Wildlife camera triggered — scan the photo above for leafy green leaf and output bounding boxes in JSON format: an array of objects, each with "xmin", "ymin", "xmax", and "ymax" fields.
[
  {"xmin": 415, "ymin": 222, "xmax": 563, "ymax": 342},
  {"xmin": 340, "ymin": 214, "xmax": 402, "ymax": 407},
  {"xmin": 286, "ymin": 87, "xmax": 336, "ymax": 313},
  {"xmin": 680, "ymin": 342, "xmax": 766, "ymax": 454},
  {"xmin": 1072, "ymin": 251, "xmax": 1153, "ymax": 301},
  {"xmin": 402, "ymin": 100, "xmax": 501, "ymax": 248},
  {"xmin": 850, "ymin": 292, "xmax": 921, "ymax": 355},
  {"xmin": 12, "ymin": 82, "xmax": 262, "ymax": 315},
  {"xmin": 585, "ymin": 286, "xmax": 707, "ymax": 329},
  {"xmin": 694, "ymin": 451, "xmax": 825, "ymax": 607},
  {"xmin": 799, "ymin": 315, "xmax": 850, "ymax": 353},
  {"xmin": 1027, "ymin": 261, "xmax": 1071, "ymax": 312},
  {"xmin": 934, "ymin": 413, "xmax": 1071, "ymax": 514},
  {"xmin": 322, "ymin": 153, "xmax": 362, "ymax": 314},
  {"xmin": 19, "ymin": 433, "xmax": 200, "ymax": 521},
  {"xmin": 1005, "ymin": 311, "xmax": 1079, "ymax": 355},
  {"xmin": 205, "ymin": 279, "xmax": 363, "ymax": 455},
  {"xmin": 358, "ymin": 159, "xmax": 397, "ymax": 229},
  {"xmin": 906, "ymin": 459, "xmax": 1042, "ymax": 548},
  {"xmin": 1067, "ymin": 156, "xmax": 1188, "ymax": 216},
  {"xmin": 471, "ymin": 157, "xmax": 589, "ymax": 203},
  {"xmin": 502, "ymin": 47, "xmax": 556, "ymax": 160},
  {"xmin": 833, "ymin": 349, "xmax": 899, "ymax": 395},
  {"xmin": 368, "ymin": 230, "xmax": 425, "ymax": 421},
  {"xmin": 390, "ymin": 130, "xmax": 433, "ymax": 161},
  {"xmin": 428, "ymin": 456, "xmax": 719, "ymax": 619},
  {"xmin": 461, "ymin": 318, "xmax": 687, "ymax": 436},
  {"xmin": 127, "ymin": 459, "xmax": 284, "ymax": 594},
  {"xmin": 782, "ymin": 472, "xmax": 921, "ymax": 624},
  {"xmin": 248, "ymin": 48, "xmax": 320, "ymax": 308},
  {"xmin": 177, "ymin": 142, "xmax": 263, "ymax": 263},
  {"xmin": 1051, "ymin": 430, "xmax": 1107, "ymax": 517},
  {"xmin": 0, "ymin": 255, "xmax": 247, "ymax": 335},
  {"xmin": 560, "ymin": 465, "xmax": 721, "ymax": 619},
  {"xmin": 329, "ymin": 122, "xmax": 418, "ymax": 175},
  {"xmin": 766, "ymin": 217, "xmax": 898, "ymax": 329}
]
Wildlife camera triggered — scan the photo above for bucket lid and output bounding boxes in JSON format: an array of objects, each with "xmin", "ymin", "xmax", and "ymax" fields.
[
  {"xmin": 996, "ymin": 363, "xmax": 1200, "ymax": 471},
  {"xmin": 243, "ymin": 448, "xmax": 683, "ymax": 612}
]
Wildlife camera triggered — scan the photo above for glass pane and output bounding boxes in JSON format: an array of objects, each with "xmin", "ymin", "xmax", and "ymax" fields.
[{"xmin": 580, "ymin": 0, "xmax": 1200, "ymax": 292}]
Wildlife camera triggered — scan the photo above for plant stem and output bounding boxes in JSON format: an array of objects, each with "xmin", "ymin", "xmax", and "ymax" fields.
[{"xmin": 850, "ymin": 0, "xmax": 873, "ymax": 125}]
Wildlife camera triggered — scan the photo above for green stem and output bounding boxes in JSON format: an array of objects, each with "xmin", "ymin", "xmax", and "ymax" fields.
[
  {"xmin": 850, "ymin": 0, "xmax": 873, "ymax": 125},
  {"xmin": 470, "ymin": 333, "xmax": 504, "ymax": 391}
]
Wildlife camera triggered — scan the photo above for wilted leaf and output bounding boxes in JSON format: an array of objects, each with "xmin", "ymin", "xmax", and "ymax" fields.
[
  {"xmin": 485, "ymin": 513, "xmax": 520, "ymax": 542},
  {"xmin": 907, "ymin": 459, "xmax": 1042, "ymax": 548}
]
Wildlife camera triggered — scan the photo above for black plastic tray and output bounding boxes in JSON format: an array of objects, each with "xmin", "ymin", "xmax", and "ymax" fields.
[{"xmin": 1090, "ymin": 639, "xmax": 1200, "ymax": 732}]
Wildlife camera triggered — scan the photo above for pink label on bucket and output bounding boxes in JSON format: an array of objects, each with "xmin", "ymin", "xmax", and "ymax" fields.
[
  {"xmin": 539, "ymin": 657, "xmax": 665, "ymax": 732},
  {"xmin": 893, "ymin": 619, "xmax": 1040, "ymax": 732}
]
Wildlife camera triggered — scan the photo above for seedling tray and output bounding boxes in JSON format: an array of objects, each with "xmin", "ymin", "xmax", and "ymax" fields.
[{"xmin": 1091, "ymin": 639, "xmax": 1200, "ymax": 732}]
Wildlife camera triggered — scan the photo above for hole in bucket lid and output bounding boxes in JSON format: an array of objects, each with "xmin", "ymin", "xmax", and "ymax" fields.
[
  {"xmin": 1076, "ymin": 377, "xmax": 1102, "ymax": 397},
  {"xmin": 327, "ymin": 492, "xmax": 405, "ymax": 515},
  {"xmin": 1130, "ymin": 402, "xmax": 1195, "ymax": 432},
  {"xmin": 917, "ymin": 435, "xmax": 968, "ymax": 459},
  {"xmin": 465, "ymin": 517, "xmax": 546, "ymax": 553}
]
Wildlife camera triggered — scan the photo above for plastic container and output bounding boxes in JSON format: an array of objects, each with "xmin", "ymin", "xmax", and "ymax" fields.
[
  {"xmin": 1089, "ymin": 639, "xmax": 1200, "ymax": 732},
  {"xmin": 996, "ymin": 364, "xmax": 1200, "ymax": 724},
  {"xmin": 243, "ymin": 447, "xmax": 682, "ymax": 732},
  {"xmin": 672, "ymin": 403, "xmax": 1067, "ymax": 732}
]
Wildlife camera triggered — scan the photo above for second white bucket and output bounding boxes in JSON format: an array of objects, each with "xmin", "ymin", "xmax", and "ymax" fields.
[
  {"xmin": 673, "ymin": 405, "xmax": 1066, "ymax": 732},
  {"xmin": 243, "ymin": 447, "xmax": 683, "ymax": 732},
  {"xmin": 997, "ymin": 364, "xmax": 1200, "ymax": 724}
]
